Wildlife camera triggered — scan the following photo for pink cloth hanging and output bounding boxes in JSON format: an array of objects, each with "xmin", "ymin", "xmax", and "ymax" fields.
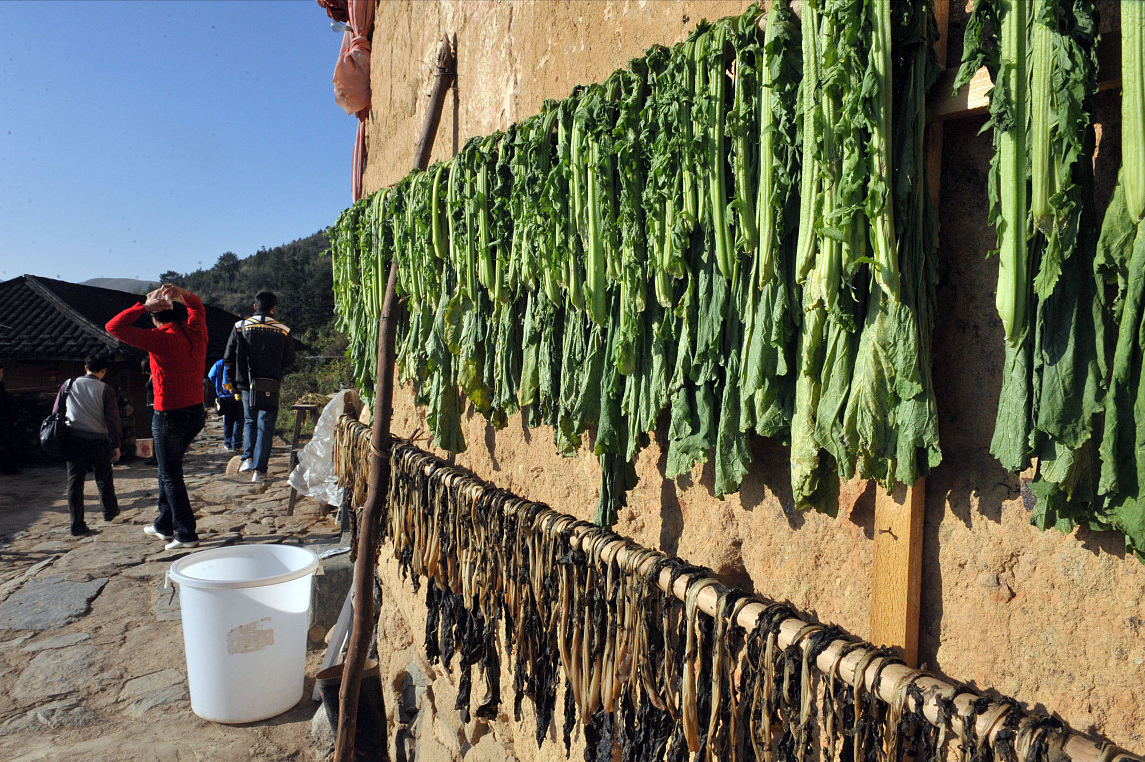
[{"xmin": 318, "ymin": 0, "xmax": 373, "ymax": 200}]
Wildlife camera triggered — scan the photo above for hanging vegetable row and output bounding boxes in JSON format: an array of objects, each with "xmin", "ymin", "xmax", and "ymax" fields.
[
  {"xmin": 352, "ymin": 436, "xmax": 1072, "ymax": 762},
  {"xmin": 955, "ymin": 0, "xmax": 1145, "ymax": 560},
  {"xmin": 329, "ymin": 0, "xmax": 944, "ymax": 524}
]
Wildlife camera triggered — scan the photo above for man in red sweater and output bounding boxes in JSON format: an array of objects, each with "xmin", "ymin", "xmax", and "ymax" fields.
[{"xmin": 106, "ymin": 284, "xmax": 208, "ymax": 550}]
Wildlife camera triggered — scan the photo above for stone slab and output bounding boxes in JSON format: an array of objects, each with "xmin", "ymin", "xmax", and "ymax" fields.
[
  {"xmin": 119, "ymin": 668, "xmax": 188, "ymax": 717},
  {"xmin": 21, "ymin": 632, "xmax": 91, "ymax": 652},
  {"xmin": 0, "ymin": 576, "xmax": 109, "ymax": 631},
  {"xmin": 309, "ymin": 704, "xmax": 334, "ymax": 755},
  {"xmin": 0, "ymin": 707, "xmax": 39, "ymax": 737},
  {"xmin": 53, "ymin": 541, "xmax": 155, "ymax": 572},
  {"xmin": 155, "ymin": 585, "xmax": 181, "ymax": 622},
  {"xmin": 120, "ymin": 561, "xmax": 172, "ymax": 582},
  {"xmin": 0, "ymin": 633, "xmax": 34, "ymax": 651},
  {"xmin": 310, "ymin": 550, "xmax": 352, "ymax": 636},
  {"xmin": 14, "ymin": 645, "xmax": 104, "ymax": 701},
  {"xmin": 28, "ymin": 541, "xmax": 73, "ymax": 553},
  {"xmin": 119, "ymin": 667, "xmax": 185, "ymax": 702},
  {"xmin": 195, "ymin": 515, "xmax": 247, "ymax": 534},
  {"xmin": 35, "ymin": 699, "xmax": 99, "ymax": 729}
]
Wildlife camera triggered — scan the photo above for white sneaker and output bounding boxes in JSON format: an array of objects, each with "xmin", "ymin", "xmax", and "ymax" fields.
[
  {"xmin": 143, "ymin": 526, "xmax": 174, "ymax": 542},
  {"xmin": 165, "ymin": 538, "xmax": 199, "ymax": 551},
  {"xmin": 251, "ymin": 471, "xmax": 266, "ymax": 484},
  {"xmin": 239, "ymin": 459, "xmax": 254, "ymax": 472}
]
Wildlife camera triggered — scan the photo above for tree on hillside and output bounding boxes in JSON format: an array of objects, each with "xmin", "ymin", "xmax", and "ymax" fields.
[{"xmin": 215, "ymin": 252, "xmax": 240, "ymax": 279}]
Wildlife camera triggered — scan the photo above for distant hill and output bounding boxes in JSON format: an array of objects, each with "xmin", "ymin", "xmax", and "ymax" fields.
[
  {"xmin": 160, "ymin": 231, "xmax": 332, "ymax": 338},
  {"xmin": 82, "ymin": 277, "xmax": 156, "ymax": 294}
]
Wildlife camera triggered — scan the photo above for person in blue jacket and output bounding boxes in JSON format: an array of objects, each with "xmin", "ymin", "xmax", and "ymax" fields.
[{"xmin": 207, "ymin": 358, "xmax": 243, "ymax": 452}]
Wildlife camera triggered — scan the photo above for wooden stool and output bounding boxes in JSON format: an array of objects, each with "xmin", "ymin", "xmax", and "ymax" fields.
[{"xmin": 286, "ymin": 403, "xmax": 322, "ymax": 516}]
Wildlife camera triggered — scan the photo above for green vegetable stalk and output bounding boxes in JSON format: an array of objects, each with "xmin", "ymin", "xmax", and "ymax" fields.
[
  {"xmin": 1125, "ymin": 0, "xmax": 1145, "ymax": 223},
  {"xmin": 727, "ymin": 6, "xmax": 762, "ymax": 261},
  {"xmin": 755, "ymin": 0, "xmax": 798, "ymax": 290},
  {"xmin": 866, "ymin": 0, "xmax": 899, "ymax": 298},
  {"xmin": 995, "ymin": 0, "xmax": 1030, "ymax": 346},
  {"xmin": 1029, "ymin": 0, "xmax": 1055, "ymax": 231}
]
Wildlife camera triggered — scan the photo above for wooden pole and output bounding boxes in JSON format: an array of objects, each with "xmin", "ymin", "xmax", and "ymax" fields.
[{"xmin": 333, "ymin": 34, "xmax": 456, "ymax": 762}]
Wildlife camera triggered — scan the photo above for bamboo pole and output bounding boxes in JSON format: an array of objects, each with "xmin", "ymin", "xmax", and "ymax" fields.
[{"xmin": 333, "ymin": 34, "xmax": 456, "ymax": 762}]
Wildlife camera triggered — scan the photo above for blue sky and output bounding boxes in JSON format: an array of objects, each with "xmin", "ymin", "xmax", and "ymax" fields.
[{"xmin": 0, "ymin": 0, "xmax": 356, "ymax": 284}]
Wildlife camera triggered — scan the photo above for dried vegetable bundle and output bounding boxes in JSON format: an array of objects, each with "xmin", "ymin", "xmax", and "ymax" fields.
[
  {"xmin": 329, "ymin": 0, "xmax": 944, "ymax": 524},
  {"xmin": 332, "ymin": 431, "xmax": 1081, "ymax": 762}
]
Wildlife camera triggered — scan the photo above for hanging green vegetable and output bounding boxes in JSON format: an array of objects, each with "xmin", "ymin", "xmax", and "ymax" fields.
[
  {"xmin": 1123, "ymin": 0, "xmax": 1145, "ymax": 224},
  {"xmin": 1090, "ymin": 0, "xmax": 1145, "ymax": 560},
  {"xmin": 740, "ymin": 0, "xmax": 800, "ymax": 442},
  {"xmin": 328, "ymin": 0, "xmax": 945, "ymax": 525},
  {"xmin": 956, "ymin": 0, "xmax": 1109, "ymax": 545}
]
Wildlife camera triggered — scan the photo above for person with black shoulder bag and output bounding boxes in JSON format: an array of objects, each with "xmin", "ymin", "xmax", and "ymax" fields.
[
  {"xmin": 223, "ymin": 290, "xmax": 295, "ymax": 483},
  {"xmin": 52, "ymin": 353, "xmax": 121, "ymax": 537}
]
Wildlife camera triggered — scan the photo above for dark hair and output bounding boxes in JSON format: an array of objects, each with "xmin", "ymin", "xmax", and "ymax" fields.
[
  {"xmin": 151, "ymin": 300, "xmax": 189, "ymax": 325},
  {"xmin": 85, "ymin": 353, "xmax": 110, "ymax": 373},
  {"xmin": 254, "ymin": 291, "xmax": 277, "ymax": 313}
]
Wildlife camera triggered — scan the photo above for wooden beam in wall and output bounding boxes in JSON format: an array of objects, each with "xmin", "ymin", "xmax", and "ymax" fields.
[
  {"xmin": 870, "ymin": 479, "xmax": 928, "ymax": 666},
  {"xmin": 869, "ymin": 0, "xmax": 949, "ymax": 668},
  {"xmin": 928, "ymin": 28, "xmax": 1123, "ymax": 123}
]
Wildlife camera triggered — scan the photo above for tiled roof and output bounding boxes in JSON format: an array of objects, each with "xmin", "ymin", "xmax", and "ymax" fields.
[{"xmin": 0, "ymin": 275, "xmax": 240, "ymax": 366}]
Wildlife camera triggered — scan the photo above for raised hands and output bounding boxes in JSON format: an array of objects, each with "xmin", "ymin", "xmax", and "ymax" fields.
[{"xmin": 143, "ymin": 284, "xmax": 191, "ymax": 313}]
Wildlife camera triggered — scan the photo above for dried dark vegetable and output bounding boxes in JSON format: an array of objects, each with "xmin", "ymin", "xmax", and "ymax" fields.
[
  {"xmin": 334, "ymin": 437, "xmax": 1092, "ymax": 762},
  {"xmin": 334, "ymin": 415, "xmax": 373, "ymax": 511}
]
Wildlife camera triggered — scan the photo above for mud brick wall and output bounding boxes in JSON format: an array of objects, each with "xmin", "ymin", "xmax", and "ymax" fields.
[{"xmin": 360, "ymin": 2, "xmax": 1145, "ymax": 756}]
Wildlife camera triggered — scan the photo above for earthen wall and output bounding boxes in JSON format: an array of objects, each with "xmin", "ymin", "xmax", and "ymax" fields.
[{"xmin": 361, "ymin": 2, "xmax": 1145, "ymax": 756}]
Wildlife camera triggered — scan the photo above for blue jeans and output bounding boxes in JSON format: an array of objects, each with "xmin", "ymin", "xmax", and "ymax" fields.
[
  {"xmin": 152, "ymin": 405, "xmax": 205, "ymax": 542},
  {"xmin": 242, "ymin": 392, "xmax": 278, "ymax": 474},
  {"xmin": 219, "ymin": 397, "xmax": 243, "ymax": 450}
]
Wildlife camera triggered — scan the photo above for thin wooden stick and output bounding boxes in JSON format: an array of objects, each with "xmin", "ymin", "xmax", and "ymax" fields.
[{"xmin": 333, "ymin": 33, "xmax": 456, "ymax": 762}]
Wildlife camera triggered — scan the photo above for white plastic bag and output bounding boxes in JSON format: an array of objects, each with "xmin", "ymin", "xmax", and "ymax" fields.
[{"xmin": 287, "ymin": 390, "xmax": 359, "ymax": 506}]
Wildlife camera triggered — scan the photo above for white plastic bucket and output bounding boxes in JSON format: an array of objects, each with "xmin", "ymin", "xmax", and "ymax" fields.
[{"xmin": 167, "ymin": 543, "xmax": 319, "ymax": 723}]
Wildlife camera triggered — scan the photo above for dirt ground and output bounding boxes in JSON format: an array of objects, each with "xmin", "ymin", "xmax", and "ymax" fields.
[{"xmin": 0, "ymin": 415, "xmax": 341, "ymax": 761}]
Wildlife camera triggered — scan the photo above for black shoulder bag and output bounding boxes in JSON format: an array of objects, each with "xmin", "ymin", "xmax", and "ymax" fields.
[{"xmin": 39, "ymin": 379, "xmax": 74, "ymax": 457}]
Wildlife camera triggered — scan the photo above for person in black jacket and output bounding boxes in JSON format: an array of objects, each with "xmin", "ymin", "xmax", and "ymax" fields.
[{"xmin": 223, "ymin": 291, "xmax": 295, "ymax": 483}]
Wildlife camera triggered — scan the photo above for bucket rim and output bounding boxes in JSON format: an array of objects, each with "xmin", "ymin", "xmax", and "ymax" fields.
[{"xmin": 167, "ymin": 543, "xmax": 319, "ymax": 590}]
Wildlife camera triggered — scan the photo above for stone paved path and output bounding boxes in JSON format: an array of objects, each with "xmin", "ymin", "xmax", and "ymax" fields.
[{"xmin": 0, "ymin": 415, "xmax": 339, "ymax": 761}]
